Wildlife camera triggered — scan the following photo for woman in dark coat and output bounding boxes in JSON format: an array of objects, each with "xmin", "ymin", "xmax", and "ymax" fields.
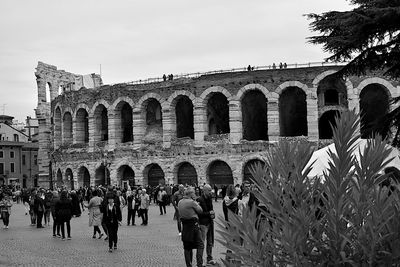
[
  {"xmin": 70, "ymin": 191, "xmax": 81, "ymax": 217},
  {"xmin": 55, "ymin": 190, "xmax": 73, "ymax": 240}
]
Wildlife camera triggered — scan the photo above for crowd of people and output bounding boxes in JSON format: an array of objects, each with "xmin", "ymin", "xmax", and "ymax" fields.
[{"xmin": 0, "ymin": 182, "xmax": 258, "ymax": 266}]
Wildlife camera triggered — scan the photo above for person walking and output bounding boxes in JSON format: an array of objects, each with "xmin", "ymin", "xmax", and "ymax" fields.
[
  {"xmin": 70, "ymin": 191, "xmax": 81, "ymax": 217},
  {"xmin": 126, "ymin": 191, "xmax": 135, "ymax": 226},
  {"xmin": 178, "ymin": 187, "xmax": 204, "ymax": 267},
  {"xmin": 86, "ymin": 190, "xmax": 104, "ymax": 239},
  {"xmin": 0, "ymin": 194, "xmax": 12, "ymax": 229},
  {"xmin": 197, "ymin": 184, "xmax": 216, "ymax": 265},
  {"xmin": 172, "ymin": 184, "xmax": 185, "ymax": 235},
  {"xmin": 157, "ymin": 186, "xmax": 167, "ymax": 215},
  {"xmin": 139, "ymin": 189, "xmax": 150, "ymax": 225},
  {"xmin": 44, "ymin": 190, "xmax": 52, "ymax": 226},
  {"xmin": 55, "ymin": 190, "xmax": 73, "ymax": 240},
  {"xmin": 34, "ymin": 189, "xmax": 45, "ymax": 228},
  {"xmin": 103, "ymin": 194, "xmax": 122, "ymax": 252},
  {"xmin": 50, "ymin": 190, "xmax": 61, "ymax": 238}
]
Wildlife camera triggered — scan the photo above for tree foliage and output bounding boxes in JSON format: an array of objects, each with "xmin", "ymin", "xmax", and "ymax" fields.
[
  {"xmin": 307, "ymin": 0, "xmax": 400, "ymax": 78},
  {"xmin": 217, "ymin": 110, "xmax": 400, "ymax": 266}
]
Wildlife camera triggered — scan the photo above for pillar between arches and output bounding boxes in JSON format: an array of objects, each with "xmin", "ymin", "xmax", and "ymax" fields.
[
  {"xmin": 306, "ymin": 93, "xmax": 319, "ymax": 141},
  {"xmin": 162, "ymin": 109, "xmax": 172, "ymax": 149},
  {"xmin": 194, "ymin": 105, "xmax": 207, "ymax": 147},
  {"xmin": 88, "ymin": 115, "xmax": 95, "ymax": 152},
  {"xmin": 229, "ymin": 99, "xmax": 241, "ymax": 144},
  {"xmin": 108, "ymin": 110, "xmax": 117, "ymax": 150},
  {"xmin": 267, "ymin": 100, "xmax": 279, "ymax": 141},
  {"xmin": 132, "ymin": 109, "xmax": 144, "ymax": 149}
]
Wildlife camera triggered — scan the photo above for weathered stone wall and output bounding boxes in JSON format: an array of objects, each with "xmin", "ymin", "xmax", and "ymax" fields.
[{"xmin": 36, "ymin": 63, "xmax": 400, "ymax": 189}]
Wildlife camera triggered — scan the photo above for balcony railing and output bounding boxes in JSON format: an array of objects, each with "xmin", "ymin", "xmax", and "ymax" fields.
[{"xmin": 108, "ymin": 61, "xmax": 347, "ymax": 87}]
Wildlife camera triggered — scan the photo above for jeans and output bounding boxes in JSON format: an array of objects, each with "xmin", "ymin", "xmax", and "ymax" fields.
[
  {"xmin": 51, "ymin": 212, "xmax": 60, "ymax": 236},
  {"xmin": 127, "ymin": 209, "xmax": 137, "ymax": 225},
  {"xmin": 36, "ymin": 211, "xmax": 43, "ymax": 228},
  {"xmin": 2, "ymin": 212, "xmax": 9, "ymax": 226},
  {"xmin": 199, "ymin": 224, "xmax": 214, "ymax": 262},
  {"xmin": 60, "ymin": 220, "xmax": 71, "ymax": 238},
  {"xmin": 159, "ymin": 203, "xmax": 166, "ymax": 214},
  {"xmin": 140, "ymin": 209, "xmax": 148, "ymax": 225},
  {"xmin": 107, "ymin": 223, "xmax": 118, "ymax": 249}
]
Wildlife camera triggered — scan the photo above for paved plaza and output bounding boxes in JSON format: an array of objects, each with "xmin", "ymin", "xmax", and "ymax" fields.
[{"xmin": 0, "ymin": 201, "xmax": 227, "ymax": 266}]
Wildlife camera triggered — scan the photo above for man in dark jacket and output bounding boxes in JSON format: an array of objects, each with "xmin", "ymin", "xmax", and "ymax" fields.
[
  {"xmin": 197, "ymin": 184, "xmax": 216, "ymax": 265},
  {"xmin": 34, "ymin": 189, "xmax": 45, "ymax": 228},
  {"xmin": 103, "ymin": 194, "xmax": 122, "ymax": 252}
]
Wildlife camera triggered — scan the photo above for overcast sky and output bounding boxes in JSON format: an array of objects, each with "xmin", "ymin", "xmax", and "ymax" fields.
[{"xmin": 0, "ymin": 0, "xmax": 352, "ymax": 122}]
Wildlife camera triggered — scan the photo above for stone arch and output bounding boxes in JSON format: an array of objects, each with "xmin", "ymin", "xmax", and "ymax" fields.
[
  {"xmin": 242, "ymin": 158, "xmax": 266, "ymax": 182},
  {"xmin": 312, "ymin": 70, "xmax": 338, "ymax": 88},
  {"xmin": 117, "ymin": 165, "xmax": 135, "ymax": 189},
  {"xmin": 240, "ymin": 88, "xmax": 269, "ymax": 141},
  {"xmin": 62, "ymin": 110, "xmax": 73, "ymax": 145},
  {"xmin": 114, "ymin": 100, "xmax": 134, "ymax": 143},
  {"xmin": 359, "ymin": 81, "xmax": 391, "ymax": 138},
  {"xmin": 65, "ymin": 168, "xmax": 74, "ymax": 190},
  {"xmin": 174, "ymin": 161, "xmax": 198, "ymax": 186},
  {"xmin": 92, "ymin": 103, "xmax": 109, "ymax": 142},
  {"xmin": 77, "ymin": 165, "xmax": 91, "ymax": 188},
  {"xmin": 139, "ymin": 96, "xmax": 163, "ymax": 142},
  {"xmin": 74, "ymin": 105, "xmax": 90, "ymax": 144},
  {"xmin": 199, "ymin": 86, "xmax": 232, "ymax": 105},
  {"xmin": 137, "ymin": 92, "xmax": 164, "ymax": 109},
  {"xmin": 356, "ymin": 77, "xmax": 394, "ymax": 97},
  {"xmin": 46, "ymin": 82, "xmax": 52, "ymax": 103},
  {"xmin": 56, "ymin": 168, "xmax": 63, "ymax": 187},
  {"xmin": 206, "ymin": 92, "xmax": 230, "ymax": 135},
  {"xmin": 95, "ymin": 164, "xmax": 110, "ymax": 186},
  {"xmin": 237, "ymin": 84, "xmax": 275, "ymax": 101},
  {"xmin": 143, "ymin": 163, "xmax": 165, "ymax": 187},
  {"xmin": 54, "ymin": 107, "xmax": 62, "ymax": 147},
  {"xmin": 207, "ymin": 159, "xmax": 234, "ymax": 185},
  {"xmin": 276, "ymin": 81, "xmax": 308, "ymax": 95},
  {"xmin": 279, "ymin": 85, "xmax": 308, "ymax": 136},
  {"xmin": 316, "ymin": 72, "xmax": 348, "ymax": 108},
  {"xmin": 139, "ymin": 160, "xmax": 168, "ymax": 186},
  {"xmin": 319, "ymin": 109, "xmax": 341, "ymax": 139}
]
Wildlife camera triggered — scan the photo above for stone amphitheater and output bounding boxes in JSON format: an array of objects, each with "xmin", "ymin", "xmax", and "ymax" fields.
[{"xmin": 34, "ymin": 62, "xmax": 400, "ymax": 189}]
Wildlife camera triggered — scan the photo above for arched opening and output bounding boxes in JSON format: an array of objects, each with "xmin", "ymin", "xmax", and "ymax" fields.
[
  {"xmin": 319, "ymin": 110, "xmax": 340, "ymax": 139},
  {"xmin": 78, "ymin": 166, "xmax": 90, "ymax": 188},
  {"xmin": 95, "ymin": 165, "xmax": 110, "ymax": 186},
  {"xmin": 54, "ymin": 107, "xmax": 62, "ymax": 146},
  {"xmin": 242, "ymin": 90, "xmax": 268, "ymax": 141},
  {"xmin": 177, "ymin": 162, "xmax": 198, "ymax": 186},
  {"xmin": 94, "ymin": 104, "xmax": 108, "ymax": 142},
  {"xmin": 65, "ymin": 168, "xmax": 74, "ymax": 190},
  {"xmin": 58, "ymin": 85, "xmax": 64, "ymax": 96},
  {"xmin": 317, "ymin": 75, "xmax": 347, "ymax": 108},
  {"xmin": 56, "ymin": 169, "xmax": 63, "ymax": 187},
  {"xmin": 117, "ymin": 165, "xmax": 135, "ymax": 189},
  {"xmin": 176, "ymin": 96, "xmax": 194, "ymax": 139},
  {"xmin": 146, "ymin": 163, "xmax": 165, "ymax": 187},
  {"xmin": 63, "ymin": 112, "xmax": 73, "ymax": 145},
  {"xmin": 279, "ymin": 86, "xmax": 307, "ymax": 136},
  {"xmin": 243, "ymin": 159, "xmax": 266, "ymax": 182},
  {"xmin": 46, "ymin": 82, "xmax": 52, "ymax": 103},
  {"xmin": 208, "ymin": 160, "xmax": 233, "ymax": 186},
  {"xmin": 207, "ymin": 93, "xmax": 230, "ymax": 135},
  {"xmin": 76, "ymin": 108, "xmax": 89, "ymax": 144},
  {"xmin": 115, "ymin": 102, "xmax": 133, "ymax": 143},
  {"xmin": 360, "ymin": 84, "xmax": 389, "ymax": 139},
  {"xmin": 144, "ymin": 98, "xmax": 162, "ymax": 141}
]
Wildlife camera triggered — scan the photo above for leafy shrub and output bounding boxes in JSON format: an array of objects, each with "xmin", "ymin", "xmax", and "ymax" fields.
[{"xmin": 217, "ymin": 110, "xmax": 400, "ymax": 266}]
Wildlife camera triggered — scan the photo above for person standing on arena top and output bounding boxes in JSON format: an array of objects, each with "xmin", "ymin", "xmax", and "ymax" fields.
[{"xmin": 172, "ymin": 184, "xmax": 185, "ymax": 235}]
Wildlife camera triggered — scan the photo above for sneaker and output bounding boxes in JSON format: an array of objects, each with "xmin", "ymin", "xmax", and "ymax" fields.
[
  {"xmin": 92, "ymin": 235, "xmax": 96, "ymax": 239},
  {"xmin": 67, "ymin": 236, "xmax": 71, "ymax": 240},
  {"xmin": 113, "ymin": 246, "xmax": 117, "ymax": 250},
  {"xmin": 104, "ymin": 236, "xmax": 108, "ymax": 241},
  {"xmin": 178, "ymin": 232, "xmax": 182, "ymax": 236},
  {"xmin": 57, "ymin": 234, "xmax": 62, "ymax": 238},
  {"xmin": 109, "ymin": 248, "xmax": 113, "ymax": 253},
  {"xmin": 53, "ymin": 234, "xmax": 57, "ymax": 238},
  {"xmin": 62, "ymin": 237, "xmax": 66, "ymax": 241},
  {"xmin": 98, "ymin": 233, "xmax": 104, "ymax": 239}
]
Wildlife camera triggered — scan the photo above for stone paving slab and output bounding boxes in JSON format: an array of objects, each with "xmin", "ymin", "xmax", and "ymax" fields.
[{"xmin": 0, "ymin": 201, "xmax": 227, "ymax": 266}]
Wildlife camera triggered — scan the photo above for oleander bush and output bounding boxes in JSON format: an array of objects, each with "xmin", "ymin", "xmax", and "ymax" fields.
[{"xmin": 217, "ymin": 110, "xmax": 400, "ymax": 266}]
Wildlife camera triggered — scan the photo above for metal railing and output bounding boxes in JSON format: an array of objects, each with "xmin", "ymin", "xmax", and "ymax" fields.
[{"xmin": 109, "ymin": 61, "xmax": 347, "ymax": 87}]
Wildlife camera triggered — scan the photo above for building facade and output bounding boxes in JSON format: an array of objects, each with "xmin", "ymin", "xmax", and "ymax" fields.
[
  {"xmin": 0, "ymin": 115, "xmax": 39, "ymax": 187},
  {"xmin": 34, "ymin": 62, "xmax": 400, "ymax": 189}
]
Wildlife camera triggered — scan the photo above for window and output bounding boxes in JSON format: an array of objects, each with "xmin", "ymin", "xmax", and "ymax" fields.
[
  {"xmin": 34, "ymin": 155, "xmax": 38, "ymax": 165},
  {"xmin": 0, "ymin": 163, "xmax": 3, "ymax": 174},
  {"xmin": 0, "ymin": 151, "xmax": 3, "ymax": 158},
  {"xmin": 13, "ymin": 134, "xmax": 19, "ymax": 142},
  {"xmin": 22, "ymin": 155, "xmax": 26, "ymax": 165},
  {"xmin": 10, "ymin": 163, "xmax": 15, "ymax": 173},
  {"xmin": 10, "ymin": 151, "xmax": 14, "ymax": 158}
]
